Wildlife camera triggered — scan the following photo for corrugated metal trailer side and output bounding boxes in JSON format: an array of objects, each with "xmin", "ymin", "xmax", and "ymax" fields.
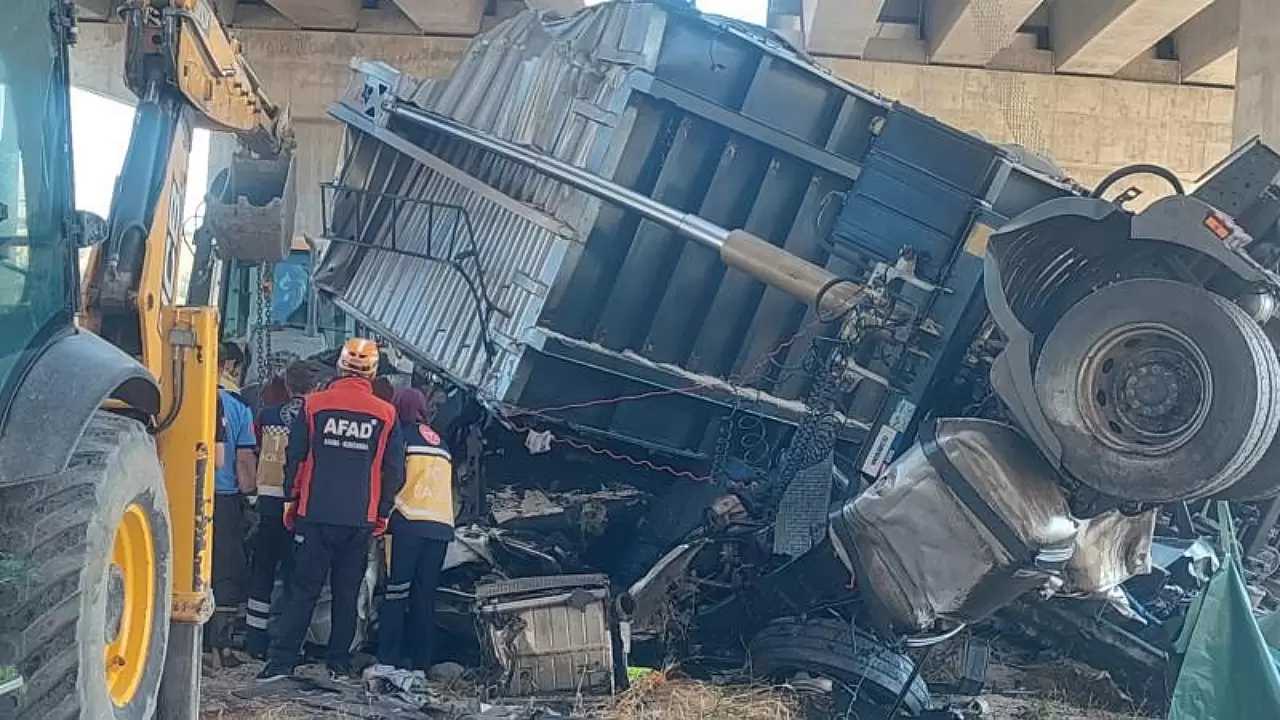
[{"xmin": 316, "ymin": 2, "xmax": 1074, "ymax": 471}]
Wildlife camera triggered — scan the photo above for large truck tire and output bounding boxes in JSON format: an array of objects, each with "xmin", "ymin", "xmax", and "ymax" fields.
[
  {"xmin": 749, "ymin": 617, "xmax": 929, "ymax": 716},
  {"xmin": 1034, "ymin": 279, "xmax": 1280, "ymax": 503},
  {"xmin": 1216, "ymin": 321, "xmax": 1280, "ymax": 502},
  {"xmin": 0, "ymin": 412, "xmax": 172, "ymax": 719}
]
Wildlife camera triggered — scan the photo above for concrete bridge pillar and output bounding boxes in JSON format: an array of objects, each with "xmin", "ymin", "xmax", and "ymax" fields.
[{"xmin": 1234, "ymin": 0, "xmax": 1280, "ymax": 145}]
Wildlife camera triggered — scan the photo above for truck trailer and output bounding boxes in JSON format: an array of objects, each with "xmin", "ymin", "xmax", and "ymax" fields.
[{"xmin": 305, "ymin": 1, "xmax": 1280, "ymax": 710}]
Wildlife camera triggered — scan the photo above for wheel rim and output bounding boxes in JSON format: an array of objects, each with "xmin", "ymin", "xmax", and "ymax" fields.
[
  {"xmin": 105, "ymin": 503, "xmax": 156, "ymax": 707},
  {"xmin": 1077, "ymin": 322, "xmax": 1212, "ymax": 457}
]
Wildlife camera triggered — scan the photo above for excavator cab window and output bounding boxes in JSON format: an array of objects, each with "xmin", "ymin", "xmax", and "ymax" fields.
[
  {"xmin": 218, "ymin": 249, "xmax": 356, "ymax": 348},
  {"xmin": 0, "ymin": 1, "xmax": 76, "ymax": 407}
]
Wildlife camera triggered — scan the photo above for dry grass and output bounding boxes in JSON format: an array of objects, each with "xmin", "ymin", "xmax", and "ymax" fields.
[
  {"xmin": 602, "ymin": 672, "xmax": 801, "ymax": 720},
  {"xmin": 981, "ymin": 695, "xmax": 1150, "ymax": 720},
  {"xmin": 198, "ymin": 661, "xmax": 313, "ymax": 720}
]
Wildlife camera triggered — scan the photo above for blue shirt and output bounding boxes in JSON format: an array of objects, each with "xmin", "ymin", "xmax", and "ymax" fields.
[{"xmin": 215, "ymin": 388, "xmax": 256, "ymax": 495}]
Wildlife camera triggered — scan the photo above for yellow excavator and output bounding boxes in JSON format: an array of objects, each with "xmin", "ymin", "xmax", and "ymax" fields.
[{"xmin": 0, "ymin": 1, "xmax": 295, "ymax": 717}]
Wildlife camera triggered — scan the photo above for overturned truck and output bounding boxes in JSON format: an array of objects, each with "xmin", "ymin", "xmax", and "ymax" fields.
[{"xmin": 312, "ymin": 1, "xmax": 1280, "ymax": 710}]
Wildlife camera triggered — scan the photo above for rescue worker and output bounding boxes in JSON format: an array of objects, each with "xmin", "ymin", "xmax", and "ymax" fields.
[
  {"xmin": 214, "ymin": 394, "xmax": 227, "ymax": 469},
  {"xmin": 245, "ymin": 360, "xmax": 315, "ymax": 658},
  {"xmin": 373, "ymin": 376, "xmax": 396, "ymax": 403},
  {"xmin": 259, "ymin": 339, "xmax": 405, "ymax": 682},
  {"xmin": 210, "ymin": 342, "xmax": 257, "ymax": 662},
  {"xmin": 376, "ymin": 387, "xmax": 455, "ymax": 672}
]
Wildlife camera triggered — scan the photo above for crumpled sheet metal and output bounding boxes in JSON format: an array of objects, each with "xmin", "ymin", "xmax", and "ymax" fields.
[
  {"xmin": 394, "ymin": 5, "xmax": 664, "ymax": 240},
  {"xmin": 838, "ymin": 418, "xmax": 1155, "ymax": 635},
  {"xmin": 1067, "ymin": 508, "xmax": 1157, "ymax": 595}
]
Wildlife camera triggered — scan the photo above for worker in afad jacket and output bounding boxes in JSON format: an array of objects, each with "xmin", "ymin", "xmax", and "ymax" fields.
[
  {"xmin": 258, "ymin": 338, "xmax": 405, "ymax": 682},
  {"xmin": 245, "ymin": 360, "xmax": 316, "ymax": 658},
  {"xmin": 375, "ymin": 387, "xmax": 455, "ymax": 672}
]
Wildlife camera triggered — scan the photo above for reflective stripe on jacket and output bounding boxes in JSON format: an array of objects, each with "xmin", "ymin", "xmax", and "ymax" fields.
[
  {"xmin": 392, "ymin": 422, "xmax": 454, "ymax": 540},
  {"xmin": 254, "ymin": 398, "xmax": 303, "ymax": 499}
]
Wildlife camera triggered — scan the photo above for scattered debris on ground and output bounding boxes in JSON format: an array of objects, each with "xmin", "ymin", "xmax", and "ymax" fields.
[
  {"xmin": 199, "ymin": 655, "xmax": 1160, "ymax": 720},
  {"xmin": 976, "ymin": 695, "xmax": 1149, "ymax": 720}
]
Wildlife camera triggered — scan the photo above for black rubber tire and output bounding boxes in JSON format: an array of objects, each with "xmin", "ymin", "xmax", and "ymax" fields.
[
  {"xmin": 748, "ymin": 617, "xmax": 929, "ymax": 717},
  {"xmin": 0, "ymin": 412, "xmax": 172, "ymax": 720},
  {"xmin": 1034, "ymin": 279, "xmax": 1280, "ymax": 503},
  {"xmin": 1217, "ymin": 321, "xmax": 1280, "ymax": 501}
]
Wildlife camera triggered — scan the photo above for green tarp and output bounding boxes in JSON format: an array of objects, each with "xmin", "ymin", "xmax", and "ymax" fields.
[{"xmin": 1169, "ymin": 504, "xmax": 1280, "ymax": 719}]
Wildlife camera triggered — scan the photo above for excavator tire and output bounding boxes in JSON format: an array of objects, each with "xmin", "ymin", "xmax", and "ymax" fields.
[
  {"xmin": 749, "ymin": 617, "xmax": 929, "ymax": 716},
  {"xmin": 0, "ymin": 412, "xmax": 171, "ymax": 720}
]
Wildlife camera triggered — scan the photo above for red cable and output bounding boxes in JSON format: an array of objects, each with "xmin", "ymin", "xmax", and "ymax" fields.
[
  {"xmin": 508, "ymin": 417, "xmax": 714, "ymax": 484},
  {"xmin": 502, "ymin": 384, "xmax": 713, "ymax": 417}
]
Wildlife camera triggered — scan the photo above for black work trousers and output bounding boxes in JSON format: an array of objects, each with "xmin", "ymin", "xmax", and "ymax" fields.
[
  {"xmin": 246, "ymin": 500, "xmax": 294, "ymax": 656},
  {"xmin": 377, "ymin": 532, "xmax": 449, "ymax": 671},
  {"xmin": 269, "ymin": 521, "xmax": 372, "ymax": 671},
  {"xmin": 211, "ymin": 493, "xmax": 248, "ymax": 607}
]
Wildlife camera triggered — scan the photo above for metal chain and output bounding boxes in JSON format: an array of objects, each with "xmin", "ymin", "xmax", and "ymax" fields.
[{"xmin": 255, "ymin": 263, "xmax": 274, "ymax": 384}]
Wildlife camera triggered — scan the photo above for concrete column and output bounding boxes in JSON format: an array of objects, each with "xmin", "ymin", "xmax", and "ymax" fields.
[{"xmin": 1234, "ymin": 0, "xmax": 1280, "ymax": 145}]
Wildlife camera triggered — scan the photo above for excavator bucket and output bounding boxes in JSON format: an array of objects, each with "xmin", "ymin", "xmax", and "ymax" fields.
[{"xmin": 205, "ymin": 146, "xmax": 297, "ymax": 264}]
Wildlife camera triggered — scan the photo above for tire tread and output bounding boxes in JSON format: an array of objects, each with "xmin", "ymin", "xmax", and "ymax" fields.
[
  {"xmin": 0, "ymin": 412, "xmax": 156, "ymax": 719},
  {"xmin": 749, "ymin": 617, "xmax": 929, "ymax": 716}
]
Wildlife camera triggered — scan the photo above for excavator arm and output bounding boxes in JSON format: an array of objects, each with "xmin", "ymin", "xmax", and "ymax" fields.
[
  {"xmin": 138, "ymin": 0, "xmax": 290, "ymax": 152},
  {"xmin": 0, "ymin": 1, "xmax": 297, "ymax": 716},
  {"xmin": 86, "ymin": 0, "xmax": 294, "ymax": 375},
  {"xmin": 73, "ymin": 2, "xmax": 297, "ymax": 713}
]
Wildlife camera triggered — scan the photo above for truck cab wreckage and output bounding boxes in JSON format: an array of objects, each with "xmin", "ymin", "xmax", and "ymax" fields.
[{"xmin": 299, "ymin": 2, "xmax": 1280, "ymax": 712}]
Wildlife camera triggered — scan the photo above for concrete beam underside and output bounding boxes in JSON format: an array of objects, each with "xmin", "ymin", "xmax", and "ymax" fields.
[
  {"xmin": 1052, "ymin": 0, "xmax": 1215, "ymax": 76},
  {"xmin": 72, "ymin": 22, "xmax": 471, "ymax": 238},
  {"xmin": 386, "ymin": 0, "xmax": 485, "ymax": 35},
  {"xmin": 77, "ymin": 0, "xmax": 115, "ymax": 20},
  {"xmin": 926, "ymin": 0, "xmax": 1044, "ymax": 66},
  {"xmin": 263, "ymin": 0, "xmax": 362, "ymax": 31},
  {"xmin": 802, "ymin": 0, "xmax": 887, "ymax": 57},
  {"xmin": 1234, "ymin": 0, "xmax": 1280, "ymax": 145},
  {"xmin": 1176, "ymin": 0, "xmax": 1239, "ymax": 85}
]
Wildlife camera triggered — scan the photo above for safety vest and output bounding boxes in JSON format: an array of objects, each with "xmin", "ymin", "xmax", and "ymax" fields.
[
  {"xmin": 254, "ymin": 398, "xmax": 302, "ymax": 499},
  {"xmin": 394, "ymin": 423, "xmax": 454, "ymax": 529}
]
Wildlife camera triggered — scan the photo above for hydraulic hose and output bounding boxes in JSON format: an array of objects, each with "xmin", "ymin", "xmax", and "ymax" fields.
[{"xmin": 1090, "ymin": 163, "xmax": 1185, "ymax": 199}]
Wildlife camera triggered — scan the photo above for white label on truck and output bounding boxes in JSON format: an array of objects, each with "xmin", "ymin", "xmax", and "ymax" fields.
[
  {"xmin": 887, "ymin": 399, "xmax": 917, "ymax": 433},
  {"xmin": 862, "ymin": 426, "xmax": 898, "ymax": 478}
]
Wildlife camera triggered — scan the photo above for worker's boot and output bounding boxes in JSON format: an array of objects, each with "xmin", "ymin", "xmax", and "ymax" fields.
[{"xmin": 209, "ymin": 607, "xmax": 244, "ymax": 668}]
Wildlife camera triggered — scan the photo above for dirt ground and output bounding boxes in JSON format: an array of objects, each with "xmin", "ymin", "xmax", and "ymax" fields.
[
  {"xmin": 197, "ymin": 659, "xmax": 1154, "ymax": 720},
  {"xmin": 975, "ymin": 696, "xmax": 1146, "ymax": 720}
]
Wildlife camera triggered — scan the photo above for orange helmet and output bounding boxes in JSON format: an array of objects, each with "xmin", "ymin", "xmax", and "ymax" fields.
[{"xmin": 337, "ymin": 338, "xmax": 379, "ymax": 378}]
